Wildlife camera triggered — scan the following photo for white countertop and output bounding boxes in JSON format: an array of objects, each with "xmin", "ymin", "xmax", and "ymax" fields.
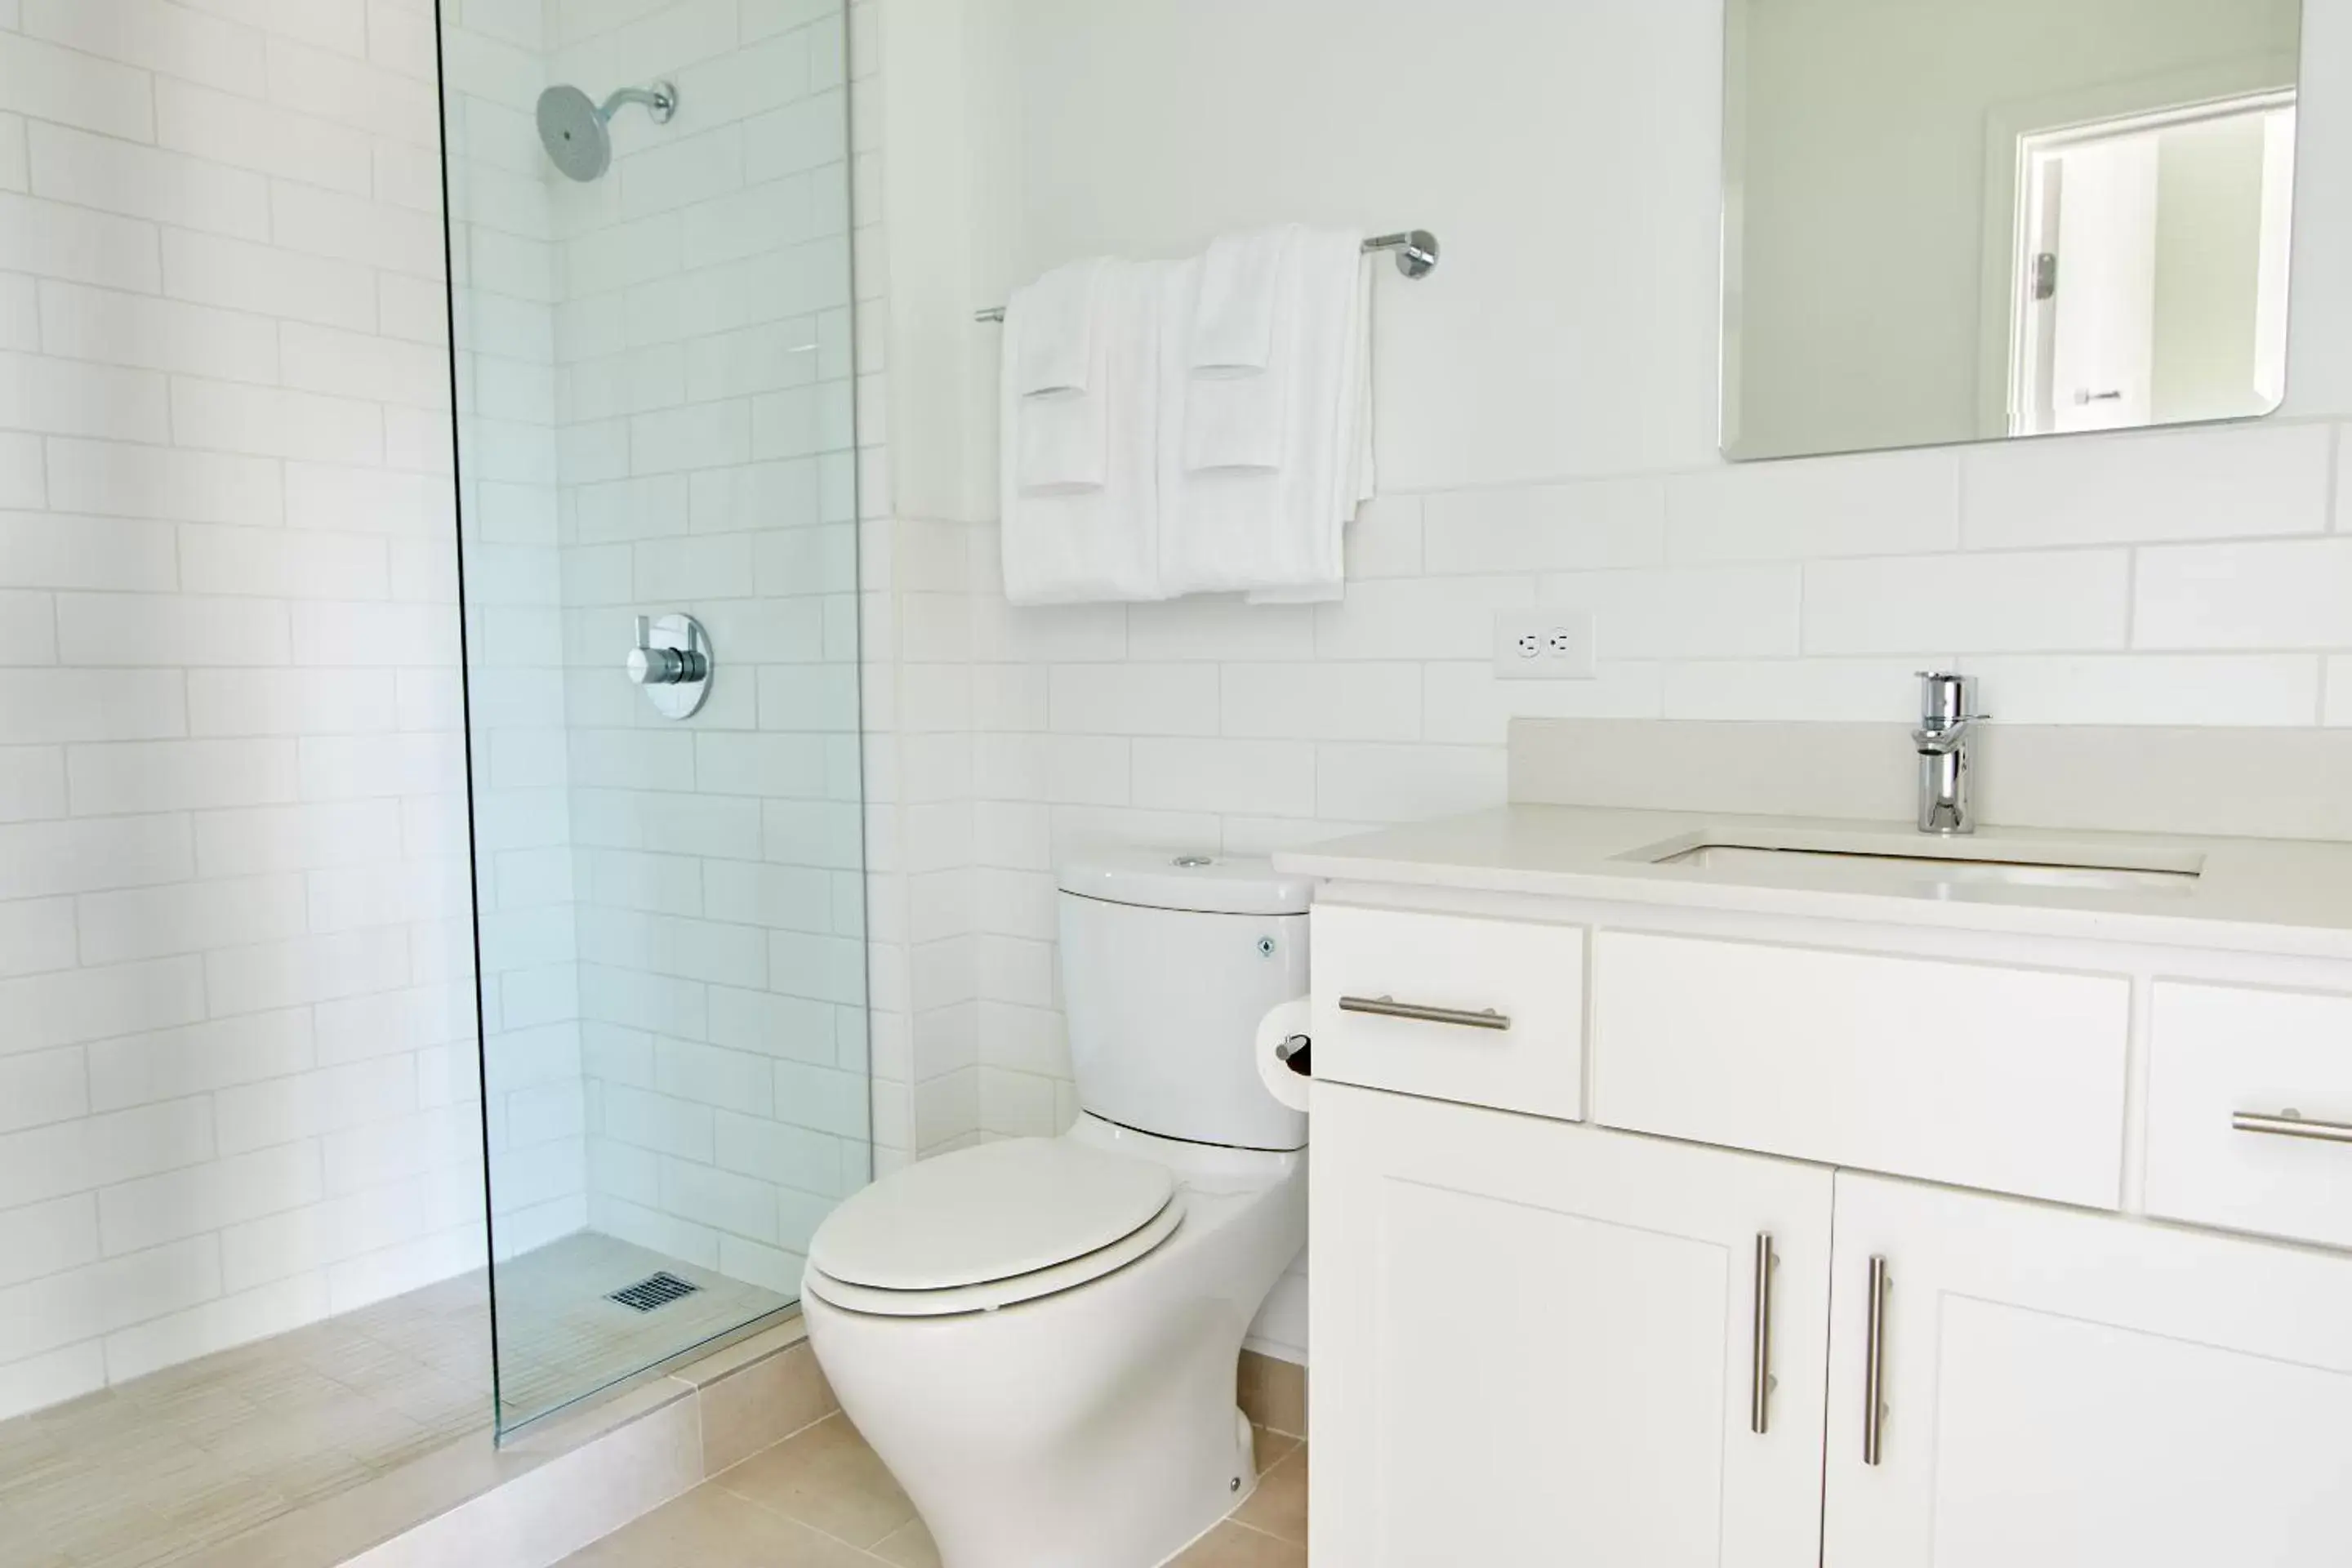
[{"xmin": 1272, "ymin": 804, "xmax": 2352, "ymax": 961}]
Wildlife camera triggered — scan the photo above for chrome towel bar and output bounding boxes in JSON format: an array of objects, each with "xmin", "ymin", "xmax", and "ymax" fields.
[{"xmin": 974, "ymin": 229, "xmax": 1438, "ymax": 323}]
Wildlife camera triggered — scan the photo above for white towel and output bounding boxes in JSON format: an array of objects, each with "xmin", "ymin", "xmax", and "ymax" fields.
[
  {"xmin": 1013, "ymin": 256, "xmax": 1104, "ymax": 394},
  {"xmin": 1159, "ymin": 228, "xmax": 1372, "ymax": 600},
  {"xmin": 1000, "ymin": 260, "xmax": 1164, "ymax": 605},
  {"xmin": 1193, "ymin": 228, "xmax": 1290, "ymax": 370},
  {"xmin": 1250, "ymin": 242, "xmax": 1375, "ymax": 604},
  {"xmin": 1183, "ymin": 226, "xmax": 1296, "ymax": 472},
  {"xmin": 1008, "ymin": 258, "xmax": 1110, "ymax": 491}
]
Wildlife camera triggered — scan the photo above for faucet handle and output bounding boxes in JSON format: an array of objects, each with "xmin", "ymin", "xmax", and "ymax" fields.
[{"xmin": 1914, "ymin": 670, "xmax": 1989, "ymax": 726}]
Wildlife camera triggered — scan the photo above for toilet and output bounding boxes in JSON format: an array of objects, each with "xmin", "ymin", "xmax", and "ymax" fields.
[{"xmin": 800, "ymin": 851, "xmax": 1312, "ymax": 1568}]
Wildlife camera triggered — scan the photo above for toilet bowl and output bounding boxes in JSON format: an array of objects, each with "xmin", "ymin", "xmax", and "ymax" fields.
[{"xmin": 801, "ymin": 852, "xmax": 1312, "ymax": 1568}]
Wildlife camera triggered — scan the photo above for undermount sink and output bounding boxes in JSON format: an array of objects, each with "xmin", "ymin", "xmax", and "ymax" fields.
[{"xmin": 1627, "ymin": 829, "xmax": 2205, "ymax": 897}]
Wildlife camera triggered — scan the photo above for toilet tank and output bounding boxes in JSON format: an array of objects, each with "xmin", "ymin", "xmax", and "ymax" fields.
[{"xmin": 1058, "ymin": 852, "xmax": 1313, "ymax": 1152}]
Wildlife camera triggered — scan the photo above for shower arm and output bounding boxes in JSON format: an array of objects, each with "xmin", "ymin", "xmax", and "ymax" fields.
[{"xmin": 598, "ymin": 82, "xmax": 678, "ymax": 125}]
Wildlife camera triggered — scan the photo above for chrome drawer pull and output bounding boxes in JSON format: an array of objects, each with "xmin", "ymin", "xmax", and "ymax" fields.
[
  {"xmin": 1336, "ymin": 995, "xmax": 1511, "ymax": 1031},
  {"xmin": 1750, "ymin": 1232, "xmax": 1776, "ymax": 1436},
  {"xmin": 2233, "ymin": 1109, "xmax": 2352, "ymax": 1146},
  {"xmin": 1862, "ymin": 1255, "xmax": 1891, "ymax": 1467}
]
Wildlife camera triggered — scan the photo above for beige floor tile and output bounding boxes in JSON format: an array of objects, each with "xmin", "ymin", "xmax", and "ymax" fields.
[
  {"xmin": 710, "ymin": 1413, "xmax": 916, "ymax": 1549},
  {"xmin": 1169, "ymin": 1521, "xmax": 1308, "ymax": 1568},
  {"xmin": 564, "ymin": 1483, "xmax": 875, "ymax": 1567},
  {"xmin": 869, "ymin": 1515, "xmax": 942, "ymax": 1568},
  {"xmin": 1232, "ymin": 1441, "xmax": 1307, "ymax": 1545},
  {"xmin": 555, "ymin": 1393, "xmax": 1306, "ymax": 1568},
  {"xmin": 697, "ymin": 1342, "xmax": 836, "ymax": 1474},
  {"xmin": 0, "ymin": 1537, "xmax": 73, "ymax": 1568},
  {"xmin": 1250, "ymin": 1424, "xmax": 1298, "ymax": 1475}
]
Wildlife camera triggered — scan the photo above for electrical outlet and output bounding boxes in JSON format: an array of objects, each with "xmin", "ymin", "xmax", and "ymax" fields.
[{"xmin": 1493, "ymin": 611, "xmax": 1597, "ymax": 679}]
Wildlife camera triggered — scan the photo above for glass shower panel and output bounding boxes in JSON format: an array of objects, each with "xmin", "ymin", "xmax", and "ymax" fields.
[{"xmin": 438, "ymin": 0, "xmax": 866, "ymax": 1434}]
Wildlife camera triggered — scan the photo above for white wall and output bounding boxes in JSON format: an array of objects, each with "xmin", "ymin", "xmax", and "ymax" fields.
[
  {"xmin": 0, "ymin": 0, "xmax": 482, "ymax": 1419},
  {"xmin": 873, "ymin": 0, "xmax": 2352, "ymax": 1365}
]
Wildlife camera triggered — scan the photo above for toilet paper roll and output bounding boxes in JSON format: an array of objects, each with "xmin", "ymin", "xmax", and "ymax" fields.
[{"xmin": 1254, "ymin": 996, "xmax": 1314, "ymax": 1114}]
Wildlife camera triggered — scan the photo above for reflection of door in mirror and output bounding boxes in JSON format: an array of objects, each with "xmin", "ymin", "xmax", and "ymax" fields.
[{"xmin": 2010, "ymin": 95, "xmax": 2296, "ymax": 438}]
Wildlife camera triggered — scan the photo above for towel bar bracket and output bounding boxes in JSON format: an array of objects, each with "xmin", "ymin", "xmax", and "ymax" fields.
[
  {"xmin": 1366, "ymin": 229, "xmax": 1440, "ymax": 278},
  {"xmin": 974, "ymin": 228, "xmax": 1438, "ymax": 323}
]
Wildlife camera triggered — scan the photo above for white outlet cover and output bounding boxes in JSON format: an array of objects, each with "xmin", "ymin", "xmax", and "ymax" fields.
[{"xmin": 1493, "ymin": 610, "xmax": 1597, "ymax": 679}]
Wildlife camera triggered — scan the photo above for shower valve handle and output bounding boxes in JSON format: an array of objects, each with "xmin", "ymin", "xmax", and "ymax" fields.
[{"xmin": 628, "ymin": 615, "xmax": 706, "ymax": 688}]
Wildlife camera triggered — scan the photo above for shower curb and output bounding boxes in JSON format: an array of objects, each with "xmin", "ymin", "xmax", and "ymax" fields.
[{"xmin": 176, "ymin": 1318, "xmax": 831, "ymax": 1568}]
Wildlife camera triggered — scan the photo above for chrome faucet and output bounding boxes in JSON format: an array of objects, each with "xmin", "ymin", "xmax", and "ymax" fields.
[{"xmin": 1911, "ymin": 671, "xmax": 1988, "ymax": 835}]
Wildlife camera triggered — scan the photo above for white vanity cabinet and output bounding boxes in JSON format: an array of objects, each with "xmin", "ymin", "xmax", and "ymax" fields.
[
  {"xmin": 1311, "ymin": 1081, "xmax": 1833, "ymax": 1568},
  {"xmin": 1823, "ymin": 1173, "xmax": 2352, "ymax": 1567},
  {"xmin": 1303, "ymin": 893, "xmax": 2352, "ymax": 1568}
]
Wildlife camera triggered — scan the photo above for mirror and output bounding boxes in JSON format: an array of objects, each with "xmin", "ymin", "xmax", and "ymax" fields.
[{"xmin": 1722, "ymin": 0, "xmax": 2302, "ymax": 461}]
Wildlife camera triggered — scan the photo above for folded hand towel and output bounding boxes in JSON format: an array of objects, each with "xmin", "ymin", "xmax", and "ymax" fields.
[
  {"xmin": 1000, "ymin": 260, "xmax": 1165, "ymax": 604},
  {"xmin": 1013, "ymin": 256, "xmax": 1105, "ymax": 394},
  {"xmin": 1183, "ymin": 367, "xmax": 1288, "ymax": 473},
  {"xmin": 1018, "ymin": 387, "xmax": 1110, "ymax": 492},
  {"xmin": 1192, "ymin": 227, "xmax": 1294, "ymax": 371},
  {"xmin": 1183, "ymin": 227, "xmax": 1297, "ymax": 472},
  {"xmin": 1005, "ymin": 258, "xmax": 1111, "ymax": 491}
]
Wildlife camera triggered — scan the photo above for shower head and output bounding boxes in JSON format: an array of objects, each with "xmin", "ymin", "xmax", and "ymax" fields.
[{"xmin": 536, "ymin": 80, "xmax": 679, "ymax": 183}]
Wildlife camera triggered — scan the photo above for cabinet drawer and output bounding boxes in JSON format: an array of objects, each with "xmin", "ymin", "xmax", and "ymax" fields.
[
  {"xmin": 1592, "ymin": 933, "xmax": 2129, "ymax": 1207},
  {"xmin": 2148, "ymin": 982, "xmax": 2352, "ymax": 1250},
  {"xmin": 1310, "ymin": 905, "xmax": 1585, "ymax": 1120}
]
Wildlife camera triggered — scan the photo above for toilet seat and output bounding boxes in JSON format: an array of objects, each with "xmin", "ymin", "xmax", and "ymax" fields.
[
  {"xmin": 806, "ymin": 1196, "xmax": 1186, "ymax": 1316},
  {"xmin": 804, "ymin": 1137, "xmax": 1186, "ymax": 1317}
]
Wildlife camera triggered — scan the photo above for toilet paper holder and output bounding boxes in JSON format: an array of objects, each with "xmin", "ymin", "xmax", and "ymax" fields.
[{"xmin": 1273, "ymin": 1033, "xmax": 1312, "ymax": 1077}]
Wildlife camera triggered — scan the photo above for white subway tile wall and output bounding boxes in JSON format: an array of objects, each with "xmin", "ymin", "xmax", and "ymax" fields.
[
  {"xmin": 523, "ymin": 0, "xmax": 879, "ymax": 1307},
  {"xmin": 0, "ymin": 0, "xmax": 483, "ymax": 1419}
]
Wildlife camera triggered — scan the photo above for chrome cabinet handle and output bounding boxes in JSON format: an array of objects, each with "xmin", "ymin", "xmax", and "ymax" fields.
[
  {"xmin": 1862, "ymin": 1256, "xmax": 1891, "ymax": 1467},
  {"xmin": 2233, "ymin": 1109, "xmax": 2352, "ymax": 1146},
  {"xmin": 1336, "ymin": 995, "xmax": 1511, "ymax": 1031},
  {"xmin": 1750, "ymin": 1232, "xmax": 1775, "ymax": 1436}
]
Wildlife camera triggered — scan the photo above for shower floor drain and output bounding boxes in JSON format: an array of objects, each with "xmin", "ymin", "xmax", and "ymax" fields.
[{"xmin": 607, "ymin": 1272, "xmax": 702, "ymax": 1312}]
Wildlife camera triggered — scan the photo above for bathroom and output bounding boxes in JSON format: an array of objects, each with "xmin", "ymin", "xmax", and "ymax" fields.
[{"xmin": 1, "ymin": 0, "xmax": 2349, "ymax": 1562}]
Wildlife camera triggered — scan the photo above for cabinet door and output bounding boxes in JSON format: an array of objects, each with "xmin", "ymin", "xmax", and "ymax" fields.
[
  {"xmin": 1311, "ymin": 1082, "xmax": 1833, "ymax": 1568},
  {"xmin": 1824, "ymin": 1173, "xmax": 2352, "ymax": 1567}
]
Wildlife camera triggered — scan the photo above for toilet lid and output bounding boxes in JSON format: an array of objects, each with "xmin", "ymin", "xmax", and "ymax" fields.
[
  {"xmin": 810, "ymin": 1138, "xmax": 1177, "ymax": 1292},
  {"xmin": 804, "ymin": 1195, "xmax": 1186, "ymax": 1317}
]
